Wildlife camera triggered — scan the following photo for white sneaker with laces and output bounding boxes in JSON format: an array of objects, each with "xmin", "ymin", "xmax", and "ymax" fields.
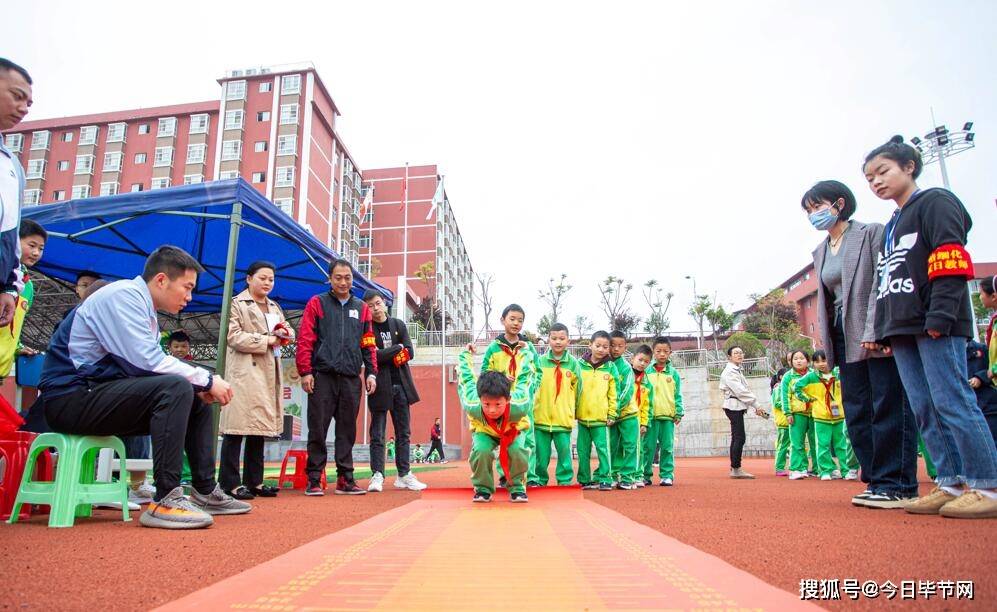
[
  {"xmin": 820, "ymin": 474, "xmax": 832, "ymax": 481},
  {"xmin": 788, "ymin": 471, "xmax": 808, "ymax": 480},
  {"xmin": 138, "ymin": 482, "xmax": 156, "ymax": 498},
  {"xmin": 844, "ymin": 470, "xmax": 859, "ymax": 481},
  {"xmin": 394, "ymin": 472, "xmax": 428, "ymax": 491},
  {"xmin": 368, "ymin": 472, "xmax": 384, "ymax": 492},
  {"xmin": 831, "ymin": 469, "xmax": 842, "ymax": 480}
]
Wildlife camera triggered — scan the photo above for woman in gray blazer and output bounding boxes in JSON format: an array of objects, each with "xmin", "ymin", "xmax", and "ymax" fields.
[{"xmin": 801, "ymin": 180, "xmax": 918, "ymax": 509}]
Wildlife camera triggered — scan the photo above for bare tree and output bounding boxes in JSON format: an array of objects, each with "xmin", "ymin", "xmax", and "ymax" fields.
[
  {"xmin": 538, "ymin": 273, "xmax": 572, "ymax": 325},
  {"xmin": 473, "ymin": 272, "xmax": 495, "ymax": 335},
  {"xmin": 598, "ymin": 276, "xmax": 635, "ymax": 329},
  {"xmin": 415, "ymin": 261, "xmax": 438, "ymax": 331},
  {"xmin": 688, "ymin": 294, "xmax": 710, "ymax": 351},
  {"xmin": 573, "ymin": 314, "xmax": 593, "ymax": 340},
  {"xmin": 643, "ymin": 279, "xmax": 674, "ymax": 337}
]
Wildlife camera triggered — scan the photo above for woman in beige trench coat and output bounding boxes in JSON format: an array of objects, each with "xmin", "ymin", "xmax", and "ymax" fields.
[{"xmin": 218, "ymin": 261, "xmax": 294, "ymax": 499}]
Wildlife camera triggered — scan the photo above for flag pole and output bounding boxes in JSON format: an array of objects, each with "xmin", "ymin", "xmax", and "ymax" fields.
[
  {"xmin": 402, "ymin": 163, "xmax": 409, "ymax": 314},
  {"xmin": 439, "ymin": 175, "xmax": 447, "ymax": 446}
]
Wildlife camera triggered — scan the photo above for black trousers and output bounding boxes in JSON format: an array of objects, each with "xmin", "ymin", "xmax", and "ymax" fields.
[
  {"xmin": 429, "ymin": 438, "xmax": 446, "ymax": 462},
  {"xmin": 44, "ymin": 375, "xmax": 216, "ymax": 501},
  {"xmin": 219, "ymin": 434, "xmax": 265, "ymax": 491},
  {"xmin": 369, "ymin": 385, "xmax": 412, "ymax": 477},
  {"xmin": 307, "ymin": 371, "xmax": 362, "ymax": 481},
  {"xmin": 724, "ymin": 409, "xmax": 746, "ymax": 469}
]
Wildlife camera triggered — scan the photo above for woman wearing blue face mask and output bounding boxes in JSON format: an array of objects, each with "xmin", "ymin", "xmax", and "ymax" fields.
[{"xmin": 800, "ymin": 180, "xmax": 919, "ymax": 509}]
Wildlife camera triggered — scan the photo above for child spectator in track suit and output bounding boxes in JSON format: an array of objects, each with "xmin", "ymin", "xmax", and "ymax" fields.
[
  {"xmin": 610, "ymin": 344, "xmax": 649, "ymax": 490},
  {"xmin": 576, "ymin": 331, "xmax": 618, "ymax": 491},
  {"xmin": 781, "ymin": 350, "xmax": 815, "ymax": 480},
  {"xmin": 642, "ymin": 337, "xmax": 683, "ymax": 486},
  {"xmin": 461, "ymin": 344, "xmax": 537, "ymax": 502},
  {"xmin": 771, "ymin": 368, "xmax": 790, "ymax": 476},
  {"xmin": 480, "ymin": 304, "xmax": 541, "ymax": 486},
  {"xmin": 531, "ymin": 323, "xmax": 582, "ymax": 487},
  {"xmin": 793, "ymin": 350, "xmax": 860, "ymax": 481},
  {"xmin": 865, "ymin": 136, "xmax": 997, "ymax": 518},
  {"xmin": 413, "ymin": 444, "xmax": 425, "ymax": 464},
  {"xmin": 974, "ymin": 276, "xmax": 997, "ymax": 443},
  {"xmin": 608, "ymin": 331, "xmax": 636, "ymax": 487},
  {"xmin": 0, "ymin": 220, "xmax": 45, "ymax": 378}
]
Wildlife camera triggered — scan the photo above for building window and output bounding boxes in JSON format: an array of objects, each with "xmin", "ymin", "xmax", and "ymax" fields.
[
  {"xmin": 259, "ymin": 82, "xmax": 273, "ymax": 93},
  {"xmin": 254, "ymin": 141, "xmax": 267, "ymax": 153},
  {"xmin": 279, "ymin": 104, "xmax": 298, "ymax": 125},
  {"xmin": 151, "ymin": 177, "xmax": 171, "ymax": 190},
  {"xmin": 71, "ymin": 185, "xmax": 91, "ymax": 200},
  {"xmin": 363, "ymin": 210, "xmax": 372, "ymax": 224},
  {"xmin": 130, "ymin": 183, "xmax": 143, "ymax": 192},
  {"xmin": 53, "ymin": 190, "xmax": 65, "ymax": 201},
  {"xmin": 281, "ymin": 74, "xmax": 301, "ymax": 95},
  {"xmin": 226, "ymin": 80, "xmax": 247, "ymax": 100},
  {"xmin": 252, "ymin": 172, "xmax": 265, "ymax": 183},
  {"xmin": 106, "ymin": 123, "xmax": 127, "ymax": 143},
  {"xmin": 23, "ymin": 189, "xmax": 41, "ymax": 205},
  {"xmin": 221, "ymin": 140, "xmax": 242, "ymax": 161},
  {"xmin": 154, "ymin": 147, "xmax": 174, "ymax": 167},
  {"xmin": 62, "ymin": 131, "xmax": 74, "ymax": 143},
  {"xmin": 30, "ymin": 131, "xmax": 50, "ymax": 150},
  {"xmin": 219, "ymin": 170, "xmax": 239, "ymax": 180},
  {"xmin": 5, "ymin": 133, "xmax": 23, "ymax": 152},
  {"xmin": 134, "ymin": 152, "xmax": 147, "ymax": 164},
  {"xmin": 186, "ymin": 143, "xmax": 207, "ymax": 164},
  {"xmin": 75, "ymin": 154, "xmax": 95, "ymax": 175},
  {"xmin": 276, "ymin": 134, "xmax": 296, "ymax": 156},
  {"xmin": 184, "ymin": 174, "xmax": 204, "ymax": 185},
  {"xmin": 158, "ymin": 117, "xmax": 177, "ymax": 137},
  {"xmin": 257, "ymin": 111, "xmax": 270, "ymax": 122},
  {"xmin": 357, "ymin": 261, "xmax": 370, "ymax": 276},
  {"xmin": 138, "ymin": 123, "xmax": 150, "ymax": 135},
  {"xmin": 275, "ymin": 166, "xmax": 295, "ymax": 187},
  {"xmin": 57, "ymin": 160, "xmax": 70, "ymax": 171},
  {"xmin": 80, "ymin": 126, "xmax": 98, "ymax": 144},
  {"xmin": 359, "ymin": 235, "xmax": 371, "ymax": 249},
  {"xmin": 99, "ymin": 182, "xmax": 118, "ymax": 197},
  {"xmin": 274, "ymin": 198, "xmax": 293, "ymax": 216},
  {"xmin": 189, "ymin": 114, "xmax": 209, "ymax": 134},
  {"xmin": 103, "ymin": 152, "xmax": 122, "ymax": 172},
  {"xmin": 224, "ymin": 109, "xmax": 244, "ymax": 130}
]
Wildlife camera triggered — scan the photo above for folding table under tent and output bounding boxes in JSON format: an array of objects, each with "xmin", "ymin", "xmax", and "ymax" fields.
[{"xmin": 22, "ymin": 178, "xmax": 393, "ymax": 377}]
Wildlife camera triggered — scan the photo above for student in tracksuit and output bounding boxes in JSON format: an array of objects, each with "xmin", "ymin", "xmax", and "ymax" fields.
[
  {"xmin": 642, "ymin": 337, "xmax": 683, "ymax": 486},
  {"xmin": 770, "ymin": 369, "xmax": 791, "ymax": 476},
  {"xmin": 781, "ymin": 350, "xmax": 815, "ymax": 480},
  {"xmin": 608, "ymin": 331, "xmax": 636, "ymax": 487},
  {"xmin": 610, "ymin": 343, "xmax": 648, "ymax": 490},
  {"xmin": 793, "ymin": 350, "xmax": 860, "ymax": 480},
  {"xmin": 531, "ymin": 323, "xmax": 582, "ymax": 486},
  {"xmin": 576, "ymin": 331, "xmax": 618, "ymax": 490}
]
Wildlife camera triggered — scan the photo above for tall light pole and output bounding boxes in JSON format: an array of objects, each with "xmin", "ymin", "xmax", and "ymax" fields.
[
  {"xmin": 909, "ymin": 117, "xmax": 975, "ymax": 190},
  {"xmin": 685, "ymin": 275, "xmax": 703, "ymax": 350}
]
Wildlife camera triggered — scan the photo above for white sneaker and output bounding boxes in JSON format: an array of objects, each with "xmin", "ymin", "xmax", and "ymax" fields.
[
  {"xmin": 844, "ymin": 470, "xmax": 859, "ymax": 481},
  {"xmin": 831, "ymin": 469, "xmax": 842, "ymax": 480},
  {"xmin": 128, "ymin": 487, "xmax": 153, "ymax": 505},
  {"xmin": 820, "ymin": 474, "xmax": 832, "ymax": 481},
  {"xmin": 368, "ymin": 472, "xmax": 384, "ymax": 493},
  {"xmin": 394, "ymin": 473, "xmax": 428, "ymax": 491},
  {"xmin": 95, "ymin": 500, "xmax": 142, "ymax": 511},
  {"xmin": 137, "ymin": 482, "xmax": 156, "ymax": 498},
  {"xmin": 788, "ymin": 471, "xmax": 808, "ymax": 480}
]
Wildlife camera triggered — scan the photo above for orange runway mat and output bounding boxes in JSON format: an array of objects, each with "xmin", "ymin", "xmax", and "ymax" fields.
[{"xmin": 162, "ymin": 487, "xmax": 815, "ymax": 610}]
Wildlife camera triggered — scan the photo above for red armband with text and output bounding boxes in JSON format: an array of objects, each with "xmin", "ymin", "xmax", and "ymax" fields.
[
  {"xmin": 393, "ymin": 348, "xmax": 411, "ymax": 367},
  {"xmin": 926, "ymin": 244, "xmax": 975, "ymax": 281},
  {"xmin": 361, "ymin": 331, "xmax": 377, "ymax": 349}
]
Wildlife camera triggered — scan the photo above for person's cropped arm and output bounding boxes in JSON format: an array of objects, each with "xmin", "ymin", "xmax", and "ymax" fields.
[
  {"xmin": 861, "ymin": 223, "xmax": 885, "ymax": 344},
  {"xmin": 509, "ymin": 357, "xmax": 536, "ymax": 421},
  {"xmin": 295, "ymin": 296, "xmax": 321, "ymax": 376},
  {"xmin": 722, "ymin": 368, "xmax": 758, "ymax": 408},
  {"xmin": 793, "ymin": 371, "xmax": 819, "ymax": 403},
  {"xmin": 457, "ymin": 350, "xmax": 483, "ymax": 422},
  {"xmin": 673, "ymin": 369, "xmax": 684, "ymax": 417},
  {"xmin": 360, "ymin": 304, "xmax": 377, "ymax": 376},
  {"xmin": 922, "ymin": 195, "xmax": 975, "ymax": 336},
  {"xmin": 227, "ymin": 303, "xmax": 269, "ymax": 355}
]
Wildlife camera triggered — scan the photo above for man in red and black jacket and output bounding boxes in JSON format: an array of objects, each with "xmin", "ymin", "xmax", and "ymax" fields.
[{"xmin": 297, "ymin": 259, "xmax": 378, "ymax": 496}]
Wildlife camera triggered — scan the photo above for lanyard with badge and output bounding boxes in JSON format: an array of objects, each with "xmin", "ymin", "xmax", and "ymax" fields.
[{"xmin": 883, "ymin": 189, "xmax": 920, "ymax": 256}]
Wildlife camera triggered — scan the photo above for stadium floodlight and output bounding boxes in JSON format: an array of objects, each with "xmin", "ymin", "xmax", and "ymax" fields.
[{"xmin": 912, "ymin": 116, "xmax": 976, "ymax": 190}]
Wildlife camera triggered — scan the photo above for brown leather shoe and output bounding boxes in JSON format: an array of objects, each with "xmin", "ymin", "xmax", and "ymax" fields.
[
  {"xmin": 904, "ymin": 487, "xmax": 958, "ymax": 515},
  {"xmin": 939, "ymin": 491, "xmax": 997, "ymax": 519}
]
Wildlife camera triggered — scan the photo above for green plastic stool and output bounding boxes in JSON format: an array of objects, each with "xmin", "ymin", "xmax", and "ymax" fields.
[{"xmin": 7, "ymin": 433, "xmax": 131, "ymax": 528}]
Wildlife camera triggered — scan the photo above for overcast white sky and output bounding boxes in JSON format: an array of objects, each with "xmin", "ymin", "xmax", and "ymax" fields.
[{"xmin": 8, "ymin": 1, "xmax": 996, "ymax": 333}]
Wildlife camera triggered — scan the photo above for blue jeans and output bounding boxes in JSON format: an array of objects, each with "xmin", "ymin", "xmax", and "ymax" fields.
[{"xmin": 891, "ymin": 335, "xmax": 997, "ymax": 489}]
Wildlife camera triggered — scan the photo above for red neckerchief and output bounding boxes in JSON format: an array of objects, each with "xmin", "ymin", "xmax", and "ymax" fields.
[
  {"xmin": 550, "ymin": 355, "xmax": 564, "ymax": 399},
  {"xmin": 654, "ymin": 363, "xmax": 665, "ymax": 373},
  {"xmin": 499, "ymin": 338, "xmax": 520, "ymax": 379},
  {"xmin": 819, "ymin": 374, "xmax": 837, "ymax": 410},
  {"xmin": 987, "ymin": 312, "xmax": 996, "ymax": 346},
  {"xmin": 634, "ymin": 369, "xmax": 645, "ymax": 406},
  {"xmin": 484, "ymin": 402, "xmax": 519, "ymax": 478}
]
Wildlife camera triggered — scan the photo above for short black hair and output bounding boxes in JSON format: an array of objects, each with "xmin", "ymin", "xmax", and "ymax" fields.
[
  {"xmin": 142, "ymin": 245, "xmax": 204, "ymax": 282},
  {"xmin": 726, "ymin": 345, "xmax": 742, "ymax": 356},
  {"xmin": 362, "ymin": 289, "xmax": 384, "ymax": 302},
  {"xmin": 652, "ymin": 336, "xmax": 671, "ymax": 348},
  {"xmin": 812, "ymin": 349, "xmax": 828, "ymax": 362},
  {"xmin": 771, "ymin": 367, "xmax": 788, "ymax": 390},
  {"xmin": 246, "ymin": 260, "xmax": 276, "ymax": 277},
  {"xmin": 501, "ymin": 303, "xmax": 524, "ymax": 319},
  {"xmin": 548, "ymin": 322, "xmax": 569, "ymax": 335},
  {"xmin": 0, "ymin": 58, "xmax": 32, "ymax": 85},
  {"xmin": 76, "ymin": 270, "xmax": 100, "ymax": 282},
  {"xmin": 635, "ymin": 344, "xmax": 652, "ymax": 358},
  {"xmin": 477, "ymin": 370, "xmax": 512, "ymax": 400},
  {"xmin": 591, "ymin": 330, "xmax": 610, "ymax": 343},
  {"xmin": 800, "ymin": 180, "xmax": 857, "ymax": 221},
  {"xmin": 980, "ymin": 276, "xmax": 995, "ymax": 295},
  {"xmin": 789, "ymin": 349, "xmax": 811, "ymax": 363},
  {"xmin": 329, "ymin": 258, "xmax": 352, "ymax": 274},
  {"xmin": 18, "ymin": 219, "xmax": 46, "ymax": 241},
  {"xmin": 609, "ymin": 330, "xmax": 627, "ymax": 341},
  {"xmin": 168, "ymin": 330, "xmax": 191, "ymax": 344},
  {"xmin": 864, "ymin": 135, "xmax": 923, "ymax": 179}
]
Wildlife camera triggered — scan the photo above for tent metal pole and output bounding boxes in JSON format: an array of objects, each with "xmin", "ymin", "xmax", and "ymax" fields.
[{"xmin": 212, "ymin": 201, "xmax": 244, "ymax": 439}]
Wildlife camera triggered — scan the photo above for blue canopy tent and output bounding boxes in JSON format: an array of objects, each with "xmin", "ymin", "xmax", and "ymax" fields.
[{"xmin": 22, "ymin": 178, "xmax": 393, "ymax": 376}]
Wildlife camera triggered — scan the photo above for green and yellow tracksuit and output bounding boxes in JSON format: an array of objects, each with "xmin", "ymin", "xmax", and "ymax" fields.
[
  {"xmin": 642, "ymin": 360, "xmax": 682, "ymax": 481},
  {"xmin": 576, "ymin": 355, "xmax": 618, "ymax": 485},
  {"xmin": 609, "ymin": 356, "xmax": 636, "ymax": 483},
  {"xmin": 460, "ymin": 350, "xmax": 536, "ymax": 494},
  {"xmin": 771, "ymin": 387, "xmax": 790, "ymax": 473},
  {"xmin": 0, "ymin": 267, "xmax": 33, "ymax": 378},
  {"xmin": 610, "ymin": 365, "xmax": 648, "ymax": 485},
  {"xmin": 780, "ymin": 368, "xmax": 818, "ymax": 474},
  {"xmin": 532, "ymin": 351, "xmax": 582, "ymax": 486},
  {"xmin": 480, "ymin": 336, "xmax": 541, "ymax": 481},
  {"xmin": 793, "ymin": 368, "xmax": 859, "ymax": 477}
]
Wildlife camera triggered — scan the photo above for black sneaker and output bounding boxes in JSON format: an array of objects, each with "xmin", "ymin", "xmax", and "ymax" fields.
[
  {"xmin": 335, "ymin": 478, "xmax": 367, "ymax": 496},
  {"xmin": 305, "ymin": 481, "xmax": 325, "ymax": 496},
  {"xmin": 851, "ymin": 489, "xmax": 874, "ymax": 507},
  {"xmin": 472, "ymin": 491, "xmax": 492, "ymax": 503},
  {"xmin": 598, "ymin": 482, "xmax": 613, "ymax": 491},
  {"xmin": 862, "ymin": 492, "xmax": 915, "ymax": 509},
  {"xmin": 580, "ymin": 482, "xmax": 599, "ymax": 490},
  {"xmin": 510, "ymin": 491, "xmax": 529, "ymax": 503},
  {"xmin": 642, "ymin": 479, "xmax": 653, "ymax": 486},
  {"xmin": 498, "ymin": 476, "xmax": 508, "ymax": 489},
  {"xmin": 228, "ymin": 486, "xmax": 256, "ymax": 500}
]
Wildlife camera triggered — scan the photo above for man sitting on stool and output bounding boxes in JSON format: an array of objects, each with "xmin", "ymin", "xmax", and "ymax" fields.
[{"xmin": 39, "ymin": 246, "xmax": 251, "ymax": 529}]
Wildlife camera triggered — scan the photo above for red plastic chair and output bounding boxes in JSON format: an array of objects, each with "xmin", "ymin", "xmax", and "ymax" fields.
[
  {"xmin": 0, "ymin": 431, "xmax": 54, "ymax": 521},
  {"xmin": 277, "ymin": 448, "xmax": 326, "ymax": 490}
]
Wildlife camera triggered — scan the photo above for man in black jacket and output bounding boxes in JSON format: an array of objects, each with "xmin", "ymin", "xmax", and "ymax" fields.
[
  {"xmin": 363, "ymin": 290, "xmax": 427, "ymax": 492},
  {"xmin": 297, "ymin": 259, "xmax": 378, "ymax": 496}
]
